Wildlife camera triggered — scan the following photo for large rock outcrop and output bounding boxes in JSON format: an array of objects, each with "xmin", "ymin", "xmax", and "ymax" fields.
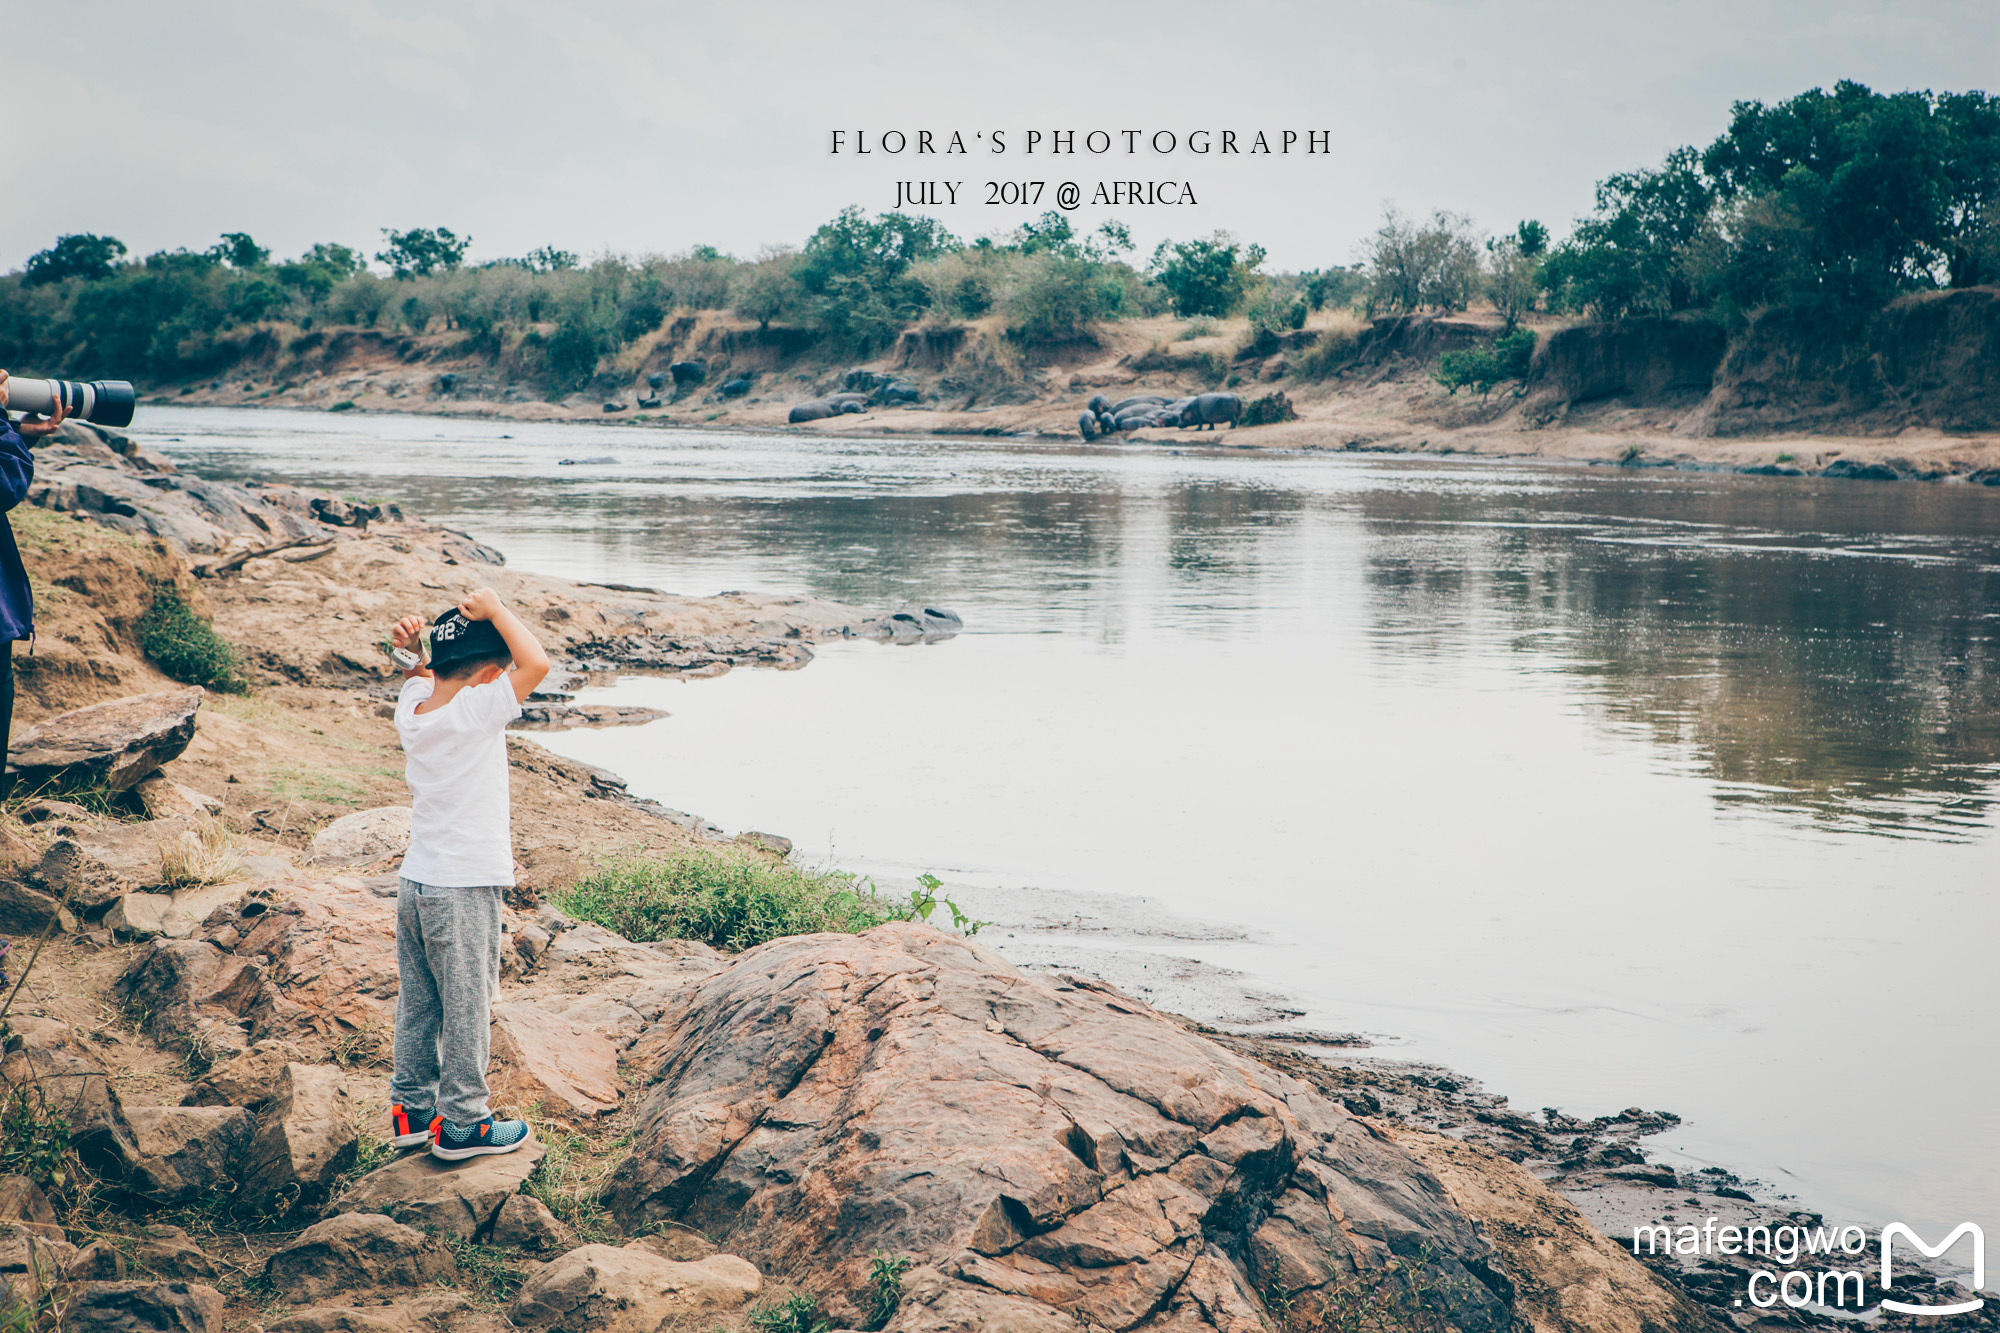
[
  {"xmin": 605, "ymin": 923, "xmax": 1519, "ymax": 1332},
  {"xmin": 7, "ymin": 689, "xmax": 204, "ymax": 793}
]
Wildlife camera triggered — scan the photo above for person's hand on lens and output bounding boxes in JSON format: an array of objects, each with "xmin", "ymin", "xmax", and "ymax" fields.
[{"xmin": 0, "ymin": 369, "xmax": 66, "ymax": 440}]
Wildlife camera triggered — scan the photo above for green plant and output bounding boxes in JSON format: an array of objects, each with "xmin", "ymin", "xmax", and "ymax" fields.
[
  {"xmin": 553, "ymin": 850, "xmax": 887, "ymax": 951},
  {"xmin": 523, "ymin": 1115, "xmax": 624, "ymax": 1242},
  {"xmin": 0, "ymin": 1081, "xmax": 74, "ymax": 1207},
  {"xmin": 1494, "ymin": 328, "xmax": 1536, "ymax": 380},
  {"xmin": 749, "ymin": 1293, "xmax": 831, "ymax": 1333},
  {"xmin": 449, "ymin": 1238, "xmax": 525, "ymax": 1306},
  {"xmin": 1432, "ymin": 347, "xmax": 1501, "ymax": 398},
  {"xmin": 332, "ymin": 1131, "xmax": 396, "ymax": 1198},
  {"xmin": 1776, "ymin": 452, "xmax": 1795, "ymax": 462},
  {"xmin": 866, "ymin": 1252, "xmax": 913, "ymax": 1330},
  {"xmin": 898, "ymin": 874, "xmax": 991, "ymax": 936},
  {"xmin": 327, "ymin": 400, "xmax": 356, "ymax": 411},
  {"xmin": 137, "ymin": 585, "xmax": 246, "ymax": 693},
  {"xmin": 1619, "ymin": 443, "xmax": 1644, "ymax": 464}
]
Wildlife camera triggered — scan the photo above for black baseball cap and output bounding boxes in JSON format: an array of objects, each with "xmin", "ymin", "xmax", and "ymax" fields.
[{"xmin": 428, "ymin": 607, "xmax": 510, "ymax": 671}]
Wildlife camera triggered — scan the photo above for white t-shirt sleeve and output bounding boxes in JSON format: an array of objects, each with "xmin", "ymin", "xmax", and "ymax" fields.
[{"xmin": 467, "ymin": 676, "xmax": 525, "ymax": 730}]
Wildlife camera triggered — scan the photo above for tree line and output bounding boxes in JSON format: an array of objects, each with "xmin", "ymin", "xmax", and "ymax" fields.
[{"xmin": 3, "ymin": 82, "xmax": 1994, "ymax": 393}]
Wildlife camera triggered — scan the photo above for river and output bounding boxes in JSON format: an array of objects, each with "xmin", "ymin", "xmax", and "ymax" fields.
[{"xmin": 143, "ymin": 404, "xmax": 1998, "ymax": 1238}]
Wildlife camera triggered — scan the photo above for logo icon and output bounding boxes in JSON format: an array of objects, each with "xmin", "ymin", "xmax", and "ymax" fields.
[{"xmin": 1881, "ymin": 1223, "xmax": 1985, "ymax": 1317}]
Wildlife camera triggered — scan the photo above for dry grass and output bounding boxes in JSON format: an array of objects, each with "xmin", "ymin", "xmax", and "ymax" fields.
[{"xmin": 159, "ymin": 816, "xmax": 247, "ymax": 890}]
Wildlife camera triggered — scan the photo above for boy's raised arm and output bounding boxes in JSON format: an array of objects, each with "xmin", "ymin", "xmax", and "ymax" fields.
[
  {"xmin": 390, "ymin": 615, "xmax": 432, "ymax": 680},
  {"xmin": 460, "ymin": 588, "xmax": 551, "ymax": 703}
]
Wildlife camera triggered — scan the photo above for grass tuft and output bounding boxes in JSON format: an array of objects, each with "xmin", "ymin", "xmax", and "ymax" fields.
[{"xmin": 138, "ymin": 584, "xmax": 247, "ymax": 693}]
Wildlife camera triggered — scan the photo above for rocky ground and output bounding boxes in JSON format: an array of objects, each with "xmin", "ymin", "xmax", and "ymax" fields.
[{"xmin": 0, "ymin": 428, "xmax": 1985, "ymax": 1332}]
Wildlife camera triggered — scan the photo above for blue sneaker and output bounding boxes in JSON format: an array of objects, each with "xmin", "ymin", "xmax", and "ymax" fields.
[
  {"xmin": 431, "ymin": 1114, "xmax": 532, "ymax": 1161},
  {"xmin": 389, "ymin": 1102, "xmax": 435, "ymax": 1150}
]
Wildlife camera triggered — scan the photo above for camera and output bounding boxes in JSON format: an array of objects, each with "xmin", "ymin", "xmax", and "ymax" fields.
[{"xmin": 5, "ymin": 377, "xmax": 136, "ymax": 429}]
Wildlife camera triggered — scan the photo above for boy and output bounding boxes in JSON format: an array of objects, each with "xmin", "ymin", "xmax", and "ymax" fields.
[{"xmin": 386, "ymin": 587, "xmax": 550, "ymax": 1160}]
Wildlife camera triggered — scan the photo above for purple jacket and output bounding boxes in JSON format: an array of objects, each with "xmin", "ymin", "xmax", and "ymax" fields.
[{"xmin": 0, "ymin": 417, "xmax": 34, "ymax": 641}]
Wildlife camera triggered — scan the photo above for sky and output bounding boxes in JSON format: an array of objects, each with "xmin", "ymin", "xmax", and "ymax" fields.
[{"xmin": 8, "ymin": 0, "xmax": 1999, "ymax": 274}]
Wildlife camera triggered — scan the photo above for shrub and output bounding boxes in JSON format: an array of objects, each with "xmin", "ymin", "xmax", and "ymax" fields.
[
  {"xmin": 1362, "ymin": 207, "xmax": 1484, "ymax": 314},
  {"xmin": 1149, "ymin": 233, "xmax": 1265, "ymax": 317},
  {"xmin": 1495, "ymin": 328, "xmax": 1536, "ymax": 379},
  {"xmin": 138, "ymin": 585, "xmax": 246, "ymax": 692},
  {"xmin": 998, "ymin": 252, "xmax": 1122, "ymax": 344},
  {"xmin": 1433, "ymin": 347, "xmax": 1501, "ymax": 397}
]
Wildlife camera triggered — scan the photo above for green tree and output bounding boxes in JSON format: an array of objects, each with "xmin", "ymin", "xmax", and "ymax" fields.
[
  {"xmin": 22, "ymin": 233, "xmax": 127, "ymax": 285},
  {"xmin": 1149, "ymin": 233, "xmax": 1266, "ymax": 318},
  {"xmin": 209, "ymin": 232, "xmax": 269, "ymax": 268},
  {"xmin": 1486, "ymin": 222, "xmax": 1546, "ymax": 331},
  {"xmin": 526, "ymin": 245, "xmax": 579, "ymax": 273},
  {"xmin": 1361, "ymin": 208, "xmax": 1483, "ymax": 314},
  {"xmin": 794, "ymin": 207, "xmax": 959, "ymax": 348},
  {"xmin": 377, "ymin": 227, "xmax": 472, "ymax": 278},
  {"xmin": 1540, "ymin": 148, "xmax": 1716, "ymax": 319}
]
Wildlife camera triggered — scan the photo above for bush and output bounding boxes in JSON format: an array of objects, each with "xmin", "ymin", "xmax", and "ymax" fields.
[
  {"xmin": 553, "ymin": 850, "xmax": 894, "ymax": 951},
  {"xmin": 1433, "ymin": 347, "xmax": 1501, "ymax": 397},
  {"xmin": 1495, "ymin": 328, "xmax": 1536, "ymax": 379},
  {"xmin": 998, "ymin": 252, "xmax": 1122, "ymax": 344},
  {"xmin": 138, "ymin": 585, "xmax": 246, "ymax": 692},
  {"xmin": 1149, "ymin": 233, "xmax": 1265, "ymax": 317},
  {"xmin": 1362, "ymin": 207, "xmax": 1484, "ymax": 314}
]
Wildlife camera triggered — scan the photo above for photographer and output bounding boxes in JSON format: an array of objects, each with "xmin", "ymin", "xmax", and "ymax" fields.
[{"xmin": 0, "ymin": 369, "xmax": 66, "ymax": 779}]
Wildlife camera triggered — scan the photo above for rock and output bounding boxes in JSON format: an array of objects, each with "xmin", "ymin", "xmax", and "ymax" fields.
[
  {"xmin": 0, "ymin": 1220, "xmax": 78, "ymax": 1297},
  {"xmin": 113, "ymin": 938, "xmax": 256, "ymax": 1062},
  {"xmin": 558, "ymin": 995, "xmax": 645, "ymax": 1046},
  {"xmin": 509, "ymin": 1246, "xmax": 761, "ymax": 1333},
  {"xmin": 0, "ymin": 1048, "xmax": 132, "ymax": 1178},
  {"xmin": 0, "ymin": 1175, "xmax": 61, "ymax": 1239},
  {"xmin": 513, "ymin": 921, "xmax": 551, "ymax": 966},
  {"xmin": 72, "ymin": 1240, "xmax": 129, "ymax": 1280},
  {"xmin": 490, "ymin": 1194, "xmax": 572, "ymax": 1252},
  {"xmin": 240, "ymin": 1064, "xmax": 357, "ymax": 1219},
  {"xmin": 332, "ymin": 1137, "xmax": 545, "ymax": 1241},
  {"xmin": 489, "ymin": 1002, "xmax": 622, "ymax": 1119},
  {"xmin": 27, "ymin": 818, "xmax": 195, "ymax": 912},
  {"xmin": 18, "ymin": 798, "xmax": 95, "ymax": 826},
  {"xmin": 130, "ymin": 1225, "xmax": 219, "ymax": 1280},
  {"xmin": 134, "ymin": 777, "xmax": 223, "ymax": 821},
  {"xmin": 0, "ymin": 878, "xmax": 77, "ymax": 933},
  {"xmin": 306, "ymin": 807, "xmax": 412, "ymax": 865},
  {"xmin": 106, "ymin": 879, "xmax": 250, "ymax": 942},
  {"xmin": 7, "ymin": 688, "xmax": 204, "ymax": 793},
  {"xmin": 183, "ymin": 1037, "xmax": 305, "ymax": 1109},
  {"xmin": 264, "ymin": 1214, "xmax": 457, "ymax": 1302},
  {"xmin": 734, "ymin": 830, "xmax": 793, "ymax": 857},
  {"xmin": 605, "ymin": 923, "xmax": 1519, "ymax": 1332},
  {"xmin": 63, "ymin": 1281, "xmax": 225, "ymax": 1333},
  {"xmin": 622, "ymin": 1230, "xmax": 716, "ymax": 1262},
  {"xmin": 120, "ymin": 1105, "xmax": 255, "ymax": 1204},
  {"xmin": 269, "ymin": 1293, "xmax": 475, "ymax": 1333},
  {"xmin": 0, "ymin": 1016, "xmax": 79, "ymax": 1055}
]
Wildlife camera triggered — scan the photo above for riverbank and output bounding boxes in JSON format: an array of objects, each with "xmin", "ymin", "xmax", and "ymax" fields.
[
  {"xmin": 0, "ymin": 427, "xmax": 1980, "ymax": 1331},
  {"xmin": 143, "ymin": 305, "xmax": 2000, "ymax": 484}
]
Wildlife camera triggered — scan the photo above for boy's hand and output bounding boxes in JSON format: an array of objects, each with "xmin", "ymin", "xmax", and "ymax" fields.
[
  {"xmin": 390, "ymin": 615, "xmax": 426, "ymax": 651},
  {"xmin": 459, "ymin": 588, "xmax": 504, "ymax": 622}
]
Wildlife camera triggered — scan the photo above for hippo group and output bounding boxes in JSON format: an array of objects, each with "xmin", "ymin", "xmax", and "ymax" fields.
[
  {"xmin": 1078, "ymin": 391, "xmax": 1243, "ymax": 439},
  {"xmin": 788, "ymin": 397, "xmax": 868, "ymax": 423}
]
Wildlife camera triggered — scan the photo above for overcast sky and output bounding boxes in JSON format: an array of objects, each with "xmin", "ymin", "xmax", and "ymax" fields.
[{"xmin": 9, "ymin": 0, "xmax": 1998, "ymax": 274}]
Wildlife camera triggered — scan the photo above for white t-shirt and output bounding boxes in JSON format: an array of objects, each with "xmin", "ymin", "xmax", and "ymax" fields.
[{"xmin": 395, "ymin": 675, "xmax": 522, "ymax": 887}]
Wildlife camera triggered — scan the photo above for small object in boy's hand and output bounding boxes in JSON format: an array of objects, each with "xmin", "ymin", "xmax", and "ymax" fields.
[{"xmin": 381, "ymin": 632, "xmax": 428, "ymax": 671}]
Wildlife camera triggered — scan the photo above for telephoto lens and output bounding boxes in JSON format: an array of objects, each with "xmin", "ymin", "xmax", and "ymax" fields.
[{"xmin": 4, "ymin": 377, "xmax": 136, "ymax": 429}]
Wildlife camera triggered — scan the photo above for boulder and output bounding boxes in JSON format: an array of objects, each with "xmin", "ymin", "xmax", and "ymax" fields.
[
  {"xmin": 239, "ymin": 1064, "xmax": 357, "ymax": 1219},
  {"xmin": 558, "ymin": 995, "xmax": 645, "ymax": 1046},
  {"xmin": 488, "ymin": 1002, "xmax": 622, "ymax": 1119},
  {"xmin": 27, "ymin": 818, "xmax": 194, "ymax": 911},
  {"xmin": 105, "ymin": 881, "xmax": 247, "ymax": 941},
  {"xmin": 509, "ymin": 1246, "xmax": 761, "ymax": 1333},
  {"xmin": 7, "ymin": 688, "xmax": 204, "ymax": 793},
  {"xmin": 130, "ymin": 1225, "xmax": 219, "ymax": 1281},
  {"xmin": 0, "ymin": 1048, "xmax": 133, "ymax": 1178},
  {"xmin": 306, "ymin": 807, "xmax": 412, "ymax": 865},
  {"xmin": 0, "ymin": 1175, "xmax": 61, "ymax": 1240},
  {"xmin": 490, "ymin": 1193, "xmax": 572, "ymax": 1252},
  {"xmin": 183, "ymin": 1037, "xmax": 305, "ymax": 1109},
  {"xmin": 605, "ymin": 924, "xmax": 1518, "ymax": 1332},
  {"xmin": 120, "ymin": 1105, "xmax": 255, "ymax": 1204},
  {"xmin": 264, "ymin": 1214, "xmax": 457, "ymax": 1302},
  {"xmin": 113, "ymin": 937, "xmax": 257, "ymax": 1061},
  {"xmin": 268, "ymin": 1293, "xmax": 476, "ymax": 1333},
  {"xmin": 133, "ymin": 777, "xmax": 223, "ymax": 821},
  {"xmin": 0, "ymin": 1220, "xmax": 78, "ymax": 1298},
  {"xmin": 0, "ymin": 878, "xmax": 76, "ymax": 933},
  {"xmin": 0, "ymin": 1016, "xmax": 78, "ymax": 1055},
  {"xmin": 64, "ymin": 1281, "xmax": 226, "ymax": 1333},
  {"xmin": 332, "ymin": 1135, "xmax": 545, "ymax": 1240},
  {"xmin": 71, "ymin": 1240, "xmax": 128, "ymax": 1280}
]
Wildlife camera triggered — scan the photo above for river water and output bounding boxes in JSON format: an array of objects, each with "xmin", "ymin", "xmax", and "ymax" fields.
[{"xmin": 144, "ymin": 405, "xmax": 1997, "ymax": 1237}]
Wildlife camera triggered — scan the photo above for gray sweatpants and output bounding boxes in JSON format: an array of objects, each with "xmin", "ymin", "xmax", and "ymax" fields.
[{"xmin": 389, "ymin": 878, "xmax": 503, "ymax": 1126}]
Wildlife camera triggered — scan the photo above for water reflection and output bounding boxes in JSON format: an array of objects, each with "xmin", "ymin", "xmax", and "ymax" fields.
[{"xmin": 150, "ymin": 406, "xmax": 2000, "ymax": 839}]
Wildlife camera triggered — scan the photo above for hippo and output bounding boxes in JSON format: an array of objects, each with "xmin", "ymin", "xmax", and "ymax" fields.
[
  {"xmin": 647, "ymin": 372, "xmax": 667, "ymax": 392},
  {"xmin": 720, "ymin": 378, "xmax": 752, "ymax": 398},
  {"xmin": 669, "ymin": 360, "xmax": 707, "ymax": 387},
  {"xmin": 636, "ymin": 396, "xmax": 661, "ymax": 409},
  {"xmin": 836, "ymin": 400, "xmax": 864, "ymax": 414},
  {"xmin": 789, "ymin": 400, "xmax": 836, "ymax": 423},
  {"xmin": 825, "ymin": 392, "xmax": 870, "ymax": 408},
  {"xmin": 1087, "ymin": 394, "xmax": 1113, "ymax": 416},
  {"xmin": 1114, "ymin": 408, "xmax": 1168, "ymax": 431},
  {"xmin": 1164, "ymin": 397, "xmax": 1198, "ymax": 427},
  {"xmin": 1078, "ymin": 410, "xmax": 1100, "ymax": 441},
  {"xmin": 1184, "ymin": 392, "xmax": 1243, "ymax": 429},
  {"xmin": 878, "ymin": 381, "xmax": 922, "ymax": 404},
  {"xmin": 1111, "ymin": 394, "xmax": 1172, "ymax": 415},
  {"xmin": 1098, "ymin": 412, "xmax": 1117, "ymax": 435}
]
